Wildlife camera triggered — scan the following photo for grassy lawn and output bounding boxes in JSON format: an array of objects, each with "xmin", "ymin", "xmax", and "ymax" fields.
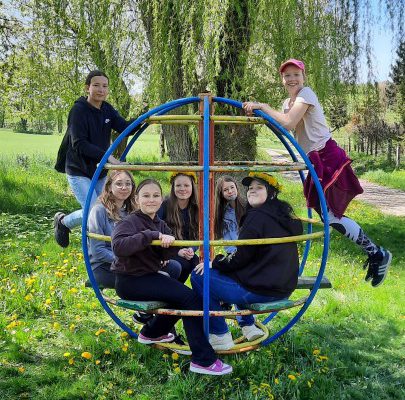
[{"xmin": 0, "ymin": 132, "xmax": 404, "ymax": 399}]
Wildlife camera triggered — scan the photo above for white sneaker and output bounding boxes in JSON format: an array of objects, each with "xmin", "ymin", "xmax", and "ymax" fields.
[
  {"xmin": 241, "ymin": 324, "xmax": 264, "ymax": 341},
  {"xmin": 209, "ymin": 332, "xmax": 234, "ymax": 350}
]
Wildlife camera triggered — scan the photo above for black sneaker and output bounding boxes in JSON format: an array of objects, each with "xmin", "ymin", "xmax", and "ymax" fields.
[
  {"xmin": 54, "ymin": 212, "xmax": 70, "ymax": 248},
  {"xmin": 371, "ymin": 248, "xmax": 392, "ymax": 287},
  {"xmin": 132, "ymin": 311, "xmax": 153, "ymax": 325},
  {"xmin": 363, "ymin": 248, "xmax": 392, "ymax": 287}
]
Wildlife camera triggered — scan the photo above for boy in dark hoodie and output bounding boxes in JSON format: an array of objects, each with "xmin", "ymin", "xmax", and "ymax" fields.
[
  {"xmin": 191, "ymin": 172, "xmax": 303, "ymax": 350},
  {"xmin": 54, "ymin": 70, "xmax": 132, "ymax": 248}
]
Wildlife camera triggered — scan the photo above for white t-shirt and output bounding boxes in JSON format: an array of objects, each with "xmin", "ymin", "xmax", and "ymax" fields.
[{"xmin": 282, "ymin": 87, "xmax": 331, "ymax": 154}]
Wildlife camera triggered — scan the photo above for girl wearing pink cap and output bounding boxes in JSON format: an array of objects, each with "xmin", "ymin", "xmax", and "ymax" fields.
[{"xmin": 242, "ymin": 59, "xmax": 392, "ymax": 288}]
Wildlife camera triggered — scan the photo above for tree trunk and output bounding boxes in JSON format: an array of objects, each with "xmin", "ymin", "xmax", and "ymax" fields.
[
  {"xmin": 387, "ymin": 138, "xmax": 392, "ymax": 162},
  {"xmin": 396, "ymin": 144, "xmax": 401, "ymax": 168}
]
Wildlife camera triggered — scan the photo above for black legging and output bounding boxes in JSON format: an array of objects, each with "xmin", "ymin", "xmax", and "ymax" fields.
[
  {"xmin": 115, "ymin": 273, "xmax": 216, "ymax": 367},
  {"xmin": 174, "ymin": 253, "xmax": 199, "ymax": 283}
]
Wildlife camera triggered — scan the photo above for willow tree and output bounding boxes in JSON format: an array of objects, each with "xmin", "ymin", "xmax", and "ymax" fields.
[
  {"xmin": 139, "ymin": 0, "xmax": 364, "ymax": 161},
  {"xmin": 15, "ymin": 0, "xmax": 144, "ymax": 151}
]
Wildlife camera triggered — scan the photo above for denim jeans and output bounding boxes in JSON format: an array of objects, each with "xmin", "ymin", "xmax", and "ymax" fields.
[
  {"xmin": 63, "ymin": 175, "xmax": 106, "ymax": 229},
  {"xmin": 191, "ymin": 269, "xmax": 283, "ymax": 334}
]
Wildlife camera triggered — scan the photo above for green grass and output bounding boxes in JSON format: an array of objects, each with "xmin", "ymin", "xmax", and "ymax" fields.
[
  {"xmin": 0, "ymin": 134, "xmax": 404, "ymax": 399},
  {"xmin": 361, "ymin": 169, "xmax": 405, "ymax": 191}
]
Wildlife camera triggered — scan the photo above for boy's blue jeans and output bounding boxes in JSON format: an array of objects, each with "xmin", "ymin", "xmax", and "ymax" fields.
[
  {"xmin": 63, "ymin": 175, "xmax": 106, "ymax": 230},
  {"xmin": 191, "ymin": 269, "xmax": 282, "ymax": 335}
]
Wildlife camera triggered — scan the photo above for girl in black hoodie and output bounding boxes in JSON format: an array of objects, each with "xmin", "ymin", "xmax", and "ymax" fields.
[{"xmin": 191, "ymin": 172, "xmax": 303, "ymax": 350}]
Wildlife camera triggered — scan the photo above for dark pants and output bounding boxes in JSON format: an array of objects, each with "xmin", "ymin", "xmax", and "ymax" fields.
[
  {"xmin": 93, "ymin": 264, "xmax": 116, "ymax": 289},
  {"xmin": 115, "ymin": 273, "xmax": 217, "ymax": 367},
  {"xmin": 175, "ymin": 254, "xmax": 199, "ymax": 283}
]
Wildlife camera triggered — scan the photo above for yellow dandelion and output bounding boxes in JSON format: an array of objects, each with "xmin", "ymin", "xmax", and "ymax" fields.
[
  {"xmin": 63, "ymin": 352, "xmax": 71, "ymax": 357},
  {"xmin": 18, "ymin": 367, "xmax": 25, "ymax": 373},
  {"xmin": 10, "ymin": 288, "xmax": 16, "ymax": 294},
  {"xmin": 122, "ymin": 344, "xmax": 128, "ymax": 352},
  {"xmin": 95, "ymin": 360, "xmax": 101, "ymax": 365},
  {"xmin": 95, "ymin": 328, "xmax": 106, "ymax": 336},
  {"xmin": 49, "ymin": 285, "xmax": 56, "ymax": 291},
  {"xmin": 307, "ymin": 381, "xmax": 312, "ymax": 388},
  {"xmin": 81, "ymin": 352, "xmax": 92, "ymax": 360},
  {"xmin": 287, "ymin": 374, "xmax": 296, "ymax": 381},
  {"xmin": 313, "ymin": 349, "xmax": 320, "ymax": 355},
  {"xmin": 76, "ymin": 303, "xmax": 82, "ymax": 309},
  {"xmin": 42, "ymin": 253, "xmax": 47, "ymax": 256},
  {"xmin": 24, "ymin": 294, "xmax": 33, "ymax": 301},
  {"xmin": 126, "ymin": 389, "xmax": 133, "ymax": 395},
  {"xmin": 274, "ymin": 378, "xmax": 279, "ymax": 384},
  {"xmin": 318, "ymin": 355, "xmax": 328, "ymax": 361},
  {"xmin": 162, "ymin": 354, "xmax": 169, "ymax": 359},
  {"xmin": 45, "ymin": 299, "xmax": 51, "ymax": 305},
  {"xmin": 63, "ymin": 259, "xmax": 69, "ymax": 263},
  {"xmin": 104, "ymin": 349, "xmax": 111, "ymax": 355},
  {"xmin": 174, "ymin": 367, "xmax": 181, "ymax": 374},
  {"xmin": 53, "ymin": 322, "xmax": 61, "ymax": 330},
  {"xmin": 171, "ymin": 353, "xmax": 179, "ymax": 361},
  {"xmin": 68, "ymin": 358, "xmax": 74, "ymax": 365},
  {"xmin": 69, "ymin": 324, "xmax": 76, "ymax": 332},
  {"xmin": 120, "ymin": 332, "xmax": 128, "ymax": 339}
]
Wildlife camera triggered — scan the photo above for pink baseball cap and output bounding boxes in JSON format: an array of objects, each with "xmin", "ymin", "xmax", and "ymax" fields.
[{"xmin": 279, "ymin": 59, "xmax": 305, "ymax": 74}]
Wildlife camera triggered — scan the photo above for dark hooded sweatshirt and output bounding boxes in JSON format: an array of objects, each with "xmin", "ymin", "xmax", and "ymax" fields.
[
  {"xmin": 111, "ymin": 210, "xmax": 179, "ymax": 277},
  {"xmin": 58, "ymin": 97, "xmax": 130, "ymax": 179},
  {"xmin": 212, "ymin": 200, "xmax": 303, "ymax": 298}
]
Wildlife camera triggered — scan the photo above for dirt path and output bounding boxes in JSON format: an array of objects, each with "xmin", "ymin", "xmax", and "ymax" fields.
[{"xmin": 266, "ymin": 149, "xmax": 405, "ymax": 217}]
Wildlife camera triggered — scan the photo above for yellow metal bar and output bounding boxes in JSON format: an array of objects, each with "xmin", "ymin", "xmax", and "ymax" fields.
[
  {"xmin": 147, "ymin": 115, "xmax": 202, "ymax": 121},
  {"xmin": 211, "ymin": 116, "xmax": 266, "ymax": 124},
  {"xmin": 104, "ymin": 163, "xmax": 307, "ymax": 172},
  {"xmin": 104, "ymin": 164, "xmax": 203, "ymax": 171},
  {"xmin": 88, "ymin": 229, "xmax": 328, "ymax": 245}
]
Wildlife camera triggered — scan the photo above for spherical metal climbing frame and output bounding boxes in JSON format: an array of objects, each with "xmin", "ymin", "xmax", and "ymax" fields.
[{"xmin": 81, "ymin": 95, "xmax": 330, "ymax": 348}]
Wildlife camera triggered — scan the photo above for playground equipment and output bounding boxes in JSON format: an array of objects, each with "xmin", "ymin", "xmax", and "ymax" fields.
[{"xmin": 82, "ymin": 94, "xmax": 331, "ymax": 354}]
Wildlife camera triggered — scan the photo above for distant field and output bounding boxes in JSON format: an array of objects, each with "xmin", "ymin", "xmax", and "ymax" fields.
[{"xmin": 0, "ymin": 128, "xmax": 161, "ymax": 160}]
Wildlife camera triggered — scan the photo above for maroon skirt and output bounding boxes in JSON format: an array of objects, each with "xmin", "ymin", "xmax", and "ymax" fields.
[{"xmin": 303, "ymin": 139, "xmax": 363, "ymax": 218}]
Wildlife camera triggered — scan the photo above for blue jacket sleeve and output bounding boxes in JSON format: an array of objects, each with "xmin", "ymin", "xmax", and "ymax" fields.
[{"xmin": 88, "ymin": 205, "xmax": 115, "ymax": 264}]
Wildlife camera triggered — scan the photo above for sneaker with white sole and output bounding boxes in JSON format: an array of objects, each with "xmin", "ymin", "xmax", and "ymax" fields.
[
  {"xmin": 190, "ymin": 359, "xmax": 233, "ymax": 376},
  {"xmin": 138, "ymin": 332, "xmax": 175, "ymax": 345},
  {"xmin": 241, "ymin": 324, "xmax": 265, "ymax": 341},
  {"xmin": 371, "ymin": 248, "xmax": 392, "ymax": 287},
  {"xmin": 208, "ymin": 332, "xmax": 234, "ymax": 351}
]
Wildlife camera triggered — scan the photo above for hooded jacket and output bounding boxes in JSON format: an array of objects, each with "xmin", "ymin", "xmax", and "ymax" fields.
[
  {"xmin": 212, "ymin": 200, "xmax": 303, "ymax": 298},
  {"xmin": 111, "ymin": 210, "xmax": 179, "ymax": 277},
  {"xmin": 57, "ymin": 97, "xmax": 130, "ymax": 178}
]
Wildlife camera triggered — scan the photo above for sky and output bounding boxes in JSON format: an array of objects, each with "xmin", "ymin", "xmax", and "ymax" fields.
[{"xmin": 357, "ymin": 0, "xmax": 401, "ymax": 83}]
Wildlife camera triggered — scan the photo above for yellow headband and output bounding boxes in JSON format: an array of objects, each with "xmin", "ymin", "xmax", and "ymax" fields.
[
  {"xmin": 169, "ymin": 171, "xmax": 197, "ymax": 184},
  {"xmin": 246, "ymin": 172, "xmax": 282, "ymax": 191}
]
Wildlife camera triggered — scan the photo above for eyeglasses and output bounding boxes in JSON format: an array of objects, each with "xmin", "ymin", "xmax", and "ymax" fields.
[{"xmin": 113, "ymin": 182, "xmax": 133, "ymax": 189}]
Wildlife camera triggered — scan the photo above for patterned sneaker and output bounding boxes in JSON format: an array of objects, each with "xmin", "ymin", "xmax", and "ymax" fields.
[
  {"xmin": 190, "ymin": 359, "xmax": 233, "ymax": 376},
  {"xmin": 241, "ymin": 324, "xmax": 264, "ymax": 341},
  {"xmin": 53, "ymin": 212, "xmax": 70, "ymax": 248},
  {"xmin": 371, "ymin": 248, "xmax": 392, "ymax": 287},
  {"xmin": 138, "ymin": 332, "xmax": 175, "ymax": 345},
  {"xmin": 208, "ymin": 332, "xmax": 234, "ymax": 351}
]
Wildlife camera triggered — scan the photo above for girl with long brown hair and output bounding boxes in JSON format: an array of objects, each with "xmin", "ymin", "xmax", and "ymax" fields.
[
  {"xmin": 214, "ymin": 175, "xmax": 245, "ymax": 254},
  {"xmin": 158, "ymin": 172, "xmax": 199, "ymax": 282}
]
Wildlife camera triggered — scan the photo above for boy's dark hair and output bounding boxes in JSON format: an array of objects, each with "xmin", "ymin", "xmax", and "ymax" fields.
[{"xmin": 85, "ymin": 70, "xmax": 109, "ymax": 85}]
